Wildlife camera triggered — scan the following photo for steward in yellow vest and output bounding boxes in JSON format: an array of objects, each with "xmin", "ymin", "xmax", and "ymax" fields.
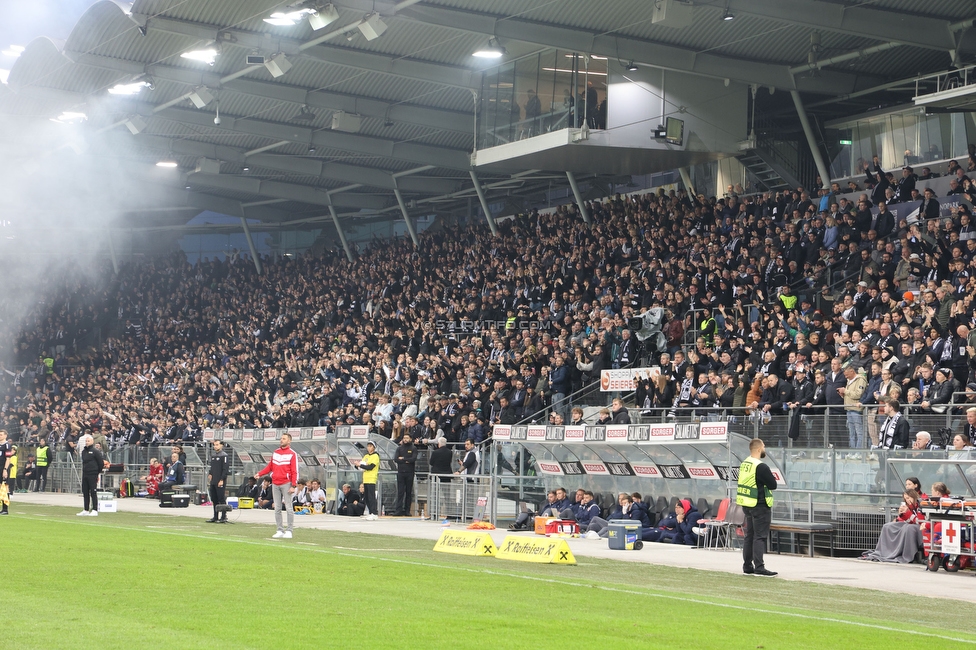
[{"xmin": 735, "ymin": 438, "xmax": 777, "ymax": 576}]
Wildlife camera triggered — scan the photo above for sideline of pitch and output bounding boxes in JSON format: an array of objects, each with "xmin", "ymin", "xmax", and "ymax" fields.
[{"xmin": 11, "ymin": 491, "xmax": 976, "ymax": 604}]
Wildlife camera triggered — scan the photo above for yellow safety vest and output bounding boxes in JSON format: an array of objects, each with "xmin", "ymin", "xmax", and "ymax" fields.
[
  {"xmin": 7, "ymin": 454, "xmax": 17, "ymax": 480},
  {"xmin": 779, "ymin": 294, "xmax": 797, "ymax": 311},
  {"xmin": 700, "ymin": 318, "xmax": 715, "ymax": 344},
  {"xmin": 736, "ymin": 456, "xmax": 773, "ymax": 508},
  {"xmin": 361, "ymin": 452, "xmax": 380, "ymax": 485},
  {"xmin": 36, "ymin": 446, "xmax": 49, "ymax": 468}
]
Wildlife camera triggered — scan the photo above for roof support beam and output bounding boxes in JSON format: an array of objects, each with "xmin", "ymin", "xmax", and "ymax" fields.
[
  {"xmin": 105, "ymin": 130, "xmax": 462, "ymax": 195},
  {"xmin": 130, "ymin": 14, "xmax": 478, "ymax": 89},
  {"xmin": 154, "ymin": 105, "xmax": 472, "ymax": 170},
  {"xmin": 469, "ymin": 170, "xmax": 498, "ymax": 237},
  {"xmin": 327, "ymin": 199, "xmax": 354, "ymax": 262},
  {"xmin": 185, "ymin": 173, "xmax": 391, "ymax": 211},
  {"xmin": 724, "ymin": 0, "xmax": 968, "ymax": 52},
  {"xmin": 397, "ymin": 5, "xmax": 876, "ymax": 94},
  {"xmin": 65, "ymin": 52, "xmax": 473, "ymax": 133}
]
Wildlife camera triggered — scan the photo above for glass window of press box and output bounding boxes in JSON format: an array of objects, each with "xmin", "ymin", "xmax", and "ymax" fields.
[
  {"xmin": 478, "ymin": 52, "xmax": 608, "ymax": 150},
  {"xmin": 827, "ymin": 109, "xmax": 976, "ymax": 180}
]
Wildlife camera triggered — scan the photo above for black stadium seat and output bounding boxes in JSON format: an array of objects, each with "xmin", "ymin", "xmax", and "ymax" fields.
[
  {"xmin": 655, "ymin": 496, "xmax": 669, "ymax": 518},
  {"xmin": 696, "ymin": 497, "xmax": 710, "ymax": 518}
]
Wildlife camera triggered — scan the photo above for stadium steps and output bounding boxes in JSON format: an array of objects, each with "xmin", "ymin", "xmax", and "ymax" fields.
[{"xmin": 737, "ymin": 148, "xmax": 800, "ymax": 193}]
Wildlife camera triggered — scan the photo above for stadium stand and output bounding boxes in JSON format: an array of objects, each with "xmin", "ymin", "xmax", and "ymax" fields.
[{"xmin": 3, "ymin": 160, "xmax": 976, "ymax": 452}]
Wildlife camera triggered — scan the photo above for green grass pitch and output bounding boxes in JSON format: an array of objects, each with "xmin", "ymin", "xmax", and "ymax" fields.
[{"xmin": 5, "ymin": 504, "xmax": 976, "ymax": 649}]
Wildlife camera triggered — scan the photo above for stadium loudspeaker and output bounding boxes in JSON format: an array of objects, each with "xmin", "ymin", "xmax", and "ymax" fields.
[
  {"xmin": 188, "ymin": 87, "xmax": 214, "ymax": 109},
  {"xmin": 358, "ymin": 13, "xmax": 387, "ymax": 41},
  {"xmin": 124, "ymin": 115, "xmax": 147, "ymax": 135},
  {"xmin": 264, "ymin": 53, "xmax": 293, "ymax": 78},
  {"xmin": 308, "ymin": 4, "xmax": 339, "ymax": 30}
]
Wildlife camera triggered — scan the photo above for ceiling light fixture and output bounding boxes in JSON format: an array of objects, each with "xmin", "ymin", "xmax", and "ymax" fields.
[
  {"xmin": 473, "ymin": 38, "xmax": 505, "ymax": 59},
  {"xmin": 358, "ymin": 13, "xmax": 388, "ymax": 41},
  {"xmin": 541, "ymin": 68, "xmax": 608, "ymax": 76},
  {"xmin": 308, "ymin": 145, "xmax": 316, "ymax": 154},
  {"xmin": 181, "ymin": 47, "xmax": 219, "ymax": 65},
  {"xmin": 722, "ymin": 9, "xmax": 735, "ymax": 21},
  {"xmin": 1, "ymin": 45, "xmax": 25, "ymax": 58},
  {"xmin": 626, "ymin": 61, "xmax": 639, "ymax": 71},
  {"xmin": 242, "ymin": 166, "xmax": 250, "ymax": 172},
  {"xmin": 264, "ymin": 10, "xmax": 311, "ymax": 26},
  {"xmin": 50, "ymin": 111, "xmax": 87, "ymax": 124},
  {"xmin": 156, "ymin": 161, "xmax": 178, "ymax": 168},
  {"xmin": 108, "ymin": 81, "xmax": 152, "ymax": 95}
]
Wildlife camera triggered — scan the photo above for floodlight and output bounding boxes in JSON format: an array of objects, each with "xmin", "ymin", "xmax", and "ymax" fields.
[
  {"xmin": 473, "ymin": 38, "xmax": 505, "ymax": 59},
  {"xmin": 109, "ymin": 81, "xmax": 151, "ymax": 95},
  {"xmin": 156, "ymin": 161, "xmax": 178, "ymax": 168},
  {"xmin": 181, "ymin": 47, "xmax": 219, "ymax": 65}
]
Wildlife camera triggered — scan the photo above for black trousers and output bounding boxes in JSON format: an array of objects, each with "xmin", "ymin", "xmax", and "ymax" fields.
[
  {"xmin": 35, "ymin": 465, "xmax": 48, "ymax": 492},
  {"xmin": 363, "ymin": 482, "xmax": 377, "ymax": 516},
  {"xmin": 82, "ymin": 474, "xmax": 99, "ymax": 512},
  {"xmin": 742, "ymin": 505, "xmax": 772, "ymax": 570},
  {"xmin": 395, "ymin": 472, "xmax": 414, "ymax": 515},
  {"xmin": 210, "ymin": 482, "xmax": 226, "ymax": 520}
]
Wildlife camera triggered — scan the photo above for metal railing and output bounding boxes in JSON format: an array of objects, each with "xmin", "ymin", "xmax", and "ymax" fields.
[
  {"xmin": 426, "ymin": 473, "xmax": 495, "ymax": 522},
  {"xmin": 626, "ymin": 403, "xmax": 973, "ymax": 449}
]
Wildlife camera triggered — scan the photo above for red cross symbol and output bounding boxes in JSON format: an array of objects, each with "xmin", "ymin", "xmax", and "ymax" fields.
[{"xmin": 945, "ymin": 526, "xmax": 958, "ymax": 543}]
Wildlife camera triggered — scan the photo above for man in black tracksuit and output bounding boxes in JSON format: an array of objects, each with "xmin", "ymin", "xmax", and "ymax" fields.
[
  {"xmin": 207, "ymin": 440, "xmax": 229, "ymax": 523},
  {"xmin": 394, "ymin": 433, "xmax": 417, "ymax": 516}
]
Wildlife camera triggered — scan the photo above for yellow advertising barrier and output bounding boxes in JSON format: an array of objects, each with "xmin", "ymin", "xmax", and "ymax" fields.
[
  {"xmin": 496, "ymin": 535, "xmax": 576, "ymax": 565},
  {"xmin": 433, "ymin": 529, "xmax": 497, "ymax": 557}
]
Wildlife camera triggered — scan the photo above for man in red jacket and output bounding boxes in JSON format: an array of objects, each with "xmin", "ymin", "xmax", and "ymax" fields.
[{"xmin": 254, "ymin": 433, "xmax": 299, "ymax": 539}]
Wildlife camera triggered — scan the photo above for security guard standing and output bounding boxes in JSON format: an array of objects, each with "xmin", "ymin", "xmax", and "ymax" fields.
[
  {"xmin": 206, "ymin": 440, "xmax": 229, "ymax": 523},
  {"xmin": 736, "ymin": 438, "xmax": 778, "ymax": 576},
  {"xmin": 35, "ymin": 440, "xmax": 51, "ymax": 492}
]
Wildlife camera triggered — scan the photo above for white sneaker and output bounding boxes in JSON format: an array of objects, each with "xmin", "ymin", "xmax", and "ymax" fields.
[
  {"xmin": 692, "ymin": 526, "xmax": 704, "ymax": 536},
  {"xmin": 283, "ymin": 531, "xmax": 292, "ymax": 539},
  {"xmin": 272, "ymin": 531, "xmax": 285, "ymax": 539},
  {"xmin": 77, "ymin": 511, "xmax": 89, "ymax": 516},
  {"xmin": 369, "ymin": 514, "xmax": 378, "ymax": 521},
  {"xmin": 89, "ymin": 510, "xmax": 98, "ymax": 517},
  {"xmin": 584, "ymin": 531, "xmax": 601, "ymax": 539}
]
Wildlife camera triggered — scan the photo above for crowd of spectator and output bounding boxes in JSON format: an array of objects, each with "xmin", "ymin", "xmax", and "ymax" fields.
[{"xmin": 3, "ymin": 157, "xmax": 976, "ymax": 452}]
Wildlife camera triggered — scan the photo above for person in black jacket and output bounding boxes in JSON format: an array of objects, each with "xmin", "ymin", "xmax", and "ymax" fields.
[
  {"xmin": 394, "ymin": 433, "xmax": 417, "ymax": 516},
  {"xmin": 455, "ymin": 439, "xmax": 479, "ymax": 481},
  {"xmin": 79, "ymin": 434, "xmax": 106, "ymax": 516},
  {"xmin": 427, "ymin": 437, "xmax": 453, "ymax": 479},
  {"xmin": 610, "ymin": 398, "xmax": 631, "ymax": 424},
  {"xmin": 206, "ymin": 439, "xmax": 229, "ymax": 523},
  {"xmin": 878, "ymin": 399, "xmax": 910, "ymax": 449}
]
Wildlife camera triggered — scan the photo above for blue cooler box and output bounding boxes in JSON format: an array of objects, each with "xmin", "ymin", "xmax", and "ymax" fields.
[{"xmin": 607, "ymin": 520, "xmax": 643, "ymax": 550}]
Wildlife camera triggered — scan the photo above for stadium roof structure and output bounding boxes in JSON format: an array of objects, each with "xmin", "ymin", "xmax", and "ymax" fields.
[{"xmin": 1, "ymin": 0, "xmax": 975, "ymax": 236}]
